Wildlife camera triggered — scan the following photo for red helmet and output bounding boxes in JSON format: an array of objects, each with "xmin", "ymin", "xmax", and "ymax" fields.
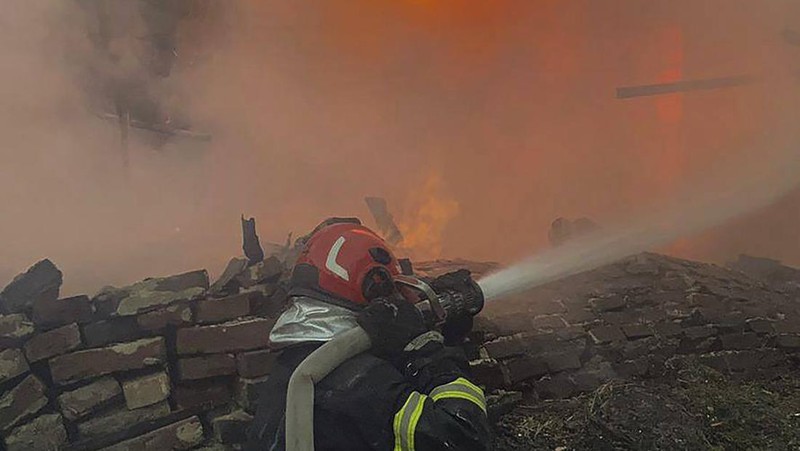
[{"xmin": 289, "ymin": 219, "xmax": 402, "ymax": 307}]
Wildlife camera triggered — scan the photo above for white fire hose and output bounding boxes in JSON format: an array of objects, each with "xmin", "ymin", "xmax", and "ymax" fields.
[{"xmin": 284, "ymin": 326, "xmax": 372, "ymax": 451}]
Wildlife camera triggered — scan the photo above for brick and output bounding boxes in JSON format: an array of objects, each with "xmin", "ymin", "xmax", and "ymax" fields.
[
  {"xmin": 235, "ymin": 375, "xmax": 270, "ymax": 413},
  {"xmin": 179, "ymin": 354, "xmax": 237, "ymax": 380},
  {"xmin": 4, "ymin": 413, "xmax": 67, "ymax": 451},
  {"xmin": 114, "ymin": 270, "xmax": 209, "ymax": 317},
  {"xmin": 622, "ymin": 324, "xmax": 653, "ymax": 340},
  {"xmin": 136, "ymin": 302, "xmax": 193, "ymax": 331},
  {"xmin": 683, "ymin": 325, "xmax": 717, "ymax": 340},
  {"xmin": 531, "ymin": 314, "xmax": 567, "ymax": 330},
  {"xmin": 555, "ymin": 326, "xmax": 586, "ymax": 341},
  {"xmin": 588, "ymin": 326, "xmax": 625, "ymax": 344},
  {"xmin": 50, "ymin": 337, "xmax": 165, "ymax": 384},
  {"xmin": 562, "ymin": 308, "xmax": 597, "ymax": 326},
  {"xmin": 746, "ymin": 318, "xmax": 774, "ymax": 334},
  {"xmin": 542, "ymin": 351, "xmax": 582, "ymax": 373},
  {"xmin": 248, "ymin": 284, "xmax": 285, "ymax": 318},
  {"xmin": 0, "ymin": 375, "xmax": 47, "ymax": 432},
  {"xmin": 195, "ymin": 293, "xmax": 251, "ymax": 324},
  {"xmin": 654, "ymin": 321, "xmax": 682, "ymax": 337},
  {"xmin": 236, "ymin": 349, "xmax": 278, "ymax": 378},
  {"xmin": 719, "ymin": 333, "xmax": 760, "ymax": 350},
  {"xmin": 0, "ymin": 348, "xmax": 28, "ymax": 384},
  {"xmin": 175, "ymin": 381, "xmax": 233, "ymax": 411},
  {"xmin": 0, "ymin": 314, "xmax": 34, "ymax": 347},
  {"xmin": 176, "ymin": 318, "xmax": 273, "ymax": 355},
  {"xmin": 777, "ymin": 334, "xmax": 800, "ymax": 349},
  {"xmin": 58, "ymin": 377, "xmax": 121, "ymax": 421},
  {"xmin": 24, "ymin": 322, "xmax": 82, "ymax": 362},
  {"xmin": 504, "ymin": 357, "xmax": 548, "ymax": 384},
  {"xmin": 235, "ymin": 257, "xmax": 283, "ymax": 288},
  {"xmin": 212, "ymin": 409, "xmax": 253, "ymax": 444},
  {"xmin": 0, "ymin": 259, "xmax": 62, "ymax": 314},
  {"xmin": 569, "ymin": 371, "xmax": 604, "ymax": 392},
  {"xmin": 469, "ymin": 359, "xmax": 506, "ymax": 390},
  {"xmin": 122, "ymin": 371, "xmax": 170, "ymax": 409},
  {"xmin": 209, "ymin": 257, "xmax": 248, "ymax": 296},
  {"xmin": 101, "ymin": 416, "xmax": 204, "ymax": 451},
  {"xmin": 773, "ymin": 321, "xmax": 800, "ymax": 334},
  {"xmin": 483, "ymin": 335, "xmax": 527, "ymax": 360},
  {"xmin": 536, "ymin": 376, "xmax": 576, "ymax": 399},
  {"xmin": 82, "ymin": 317, "xmax": 143, "ymax": 348},
  {"xmin": 590, "ymin": 296, "xmax": 626, "ymax": 312},
  {"xmin": 529, "ymin": 300, "xmax": 567, "ymax": 316},
  {"xmin": 77, "ymin": 401, "xmax": 171, "ymax": 440},
  {"xmin": 489, "ymin": 315, "xmax": 532, "ymax": 335},
  {"xmin": 32, "ymin": 295, "xmax": 93, "ymax": 329},
  {"xmin": 601, "ymin": 311, "xmax": 638, "ymax": 325}
]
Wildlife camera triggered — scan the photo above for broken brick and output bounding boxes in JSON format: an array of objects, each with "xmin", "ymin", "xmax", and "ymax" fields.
[
  {"xmin": 542, "ymin": 351, "xmax": 582, "ymax": 373},
  {"xmin": 136, "ymin": 302, "xmax": 193, "ymax": 331},
  {"xmin": 102, "ymin": 416, "xmax": 204, "ymax": 451},
  {"xmin": 175, "ymin": 381, "xmax": 233, "ymax": 411},
  {"xmin": 113, "ymin": 270, "xmax": 209, "ymax": 317},
  {"xmin": 531, "ymin": 314, "xmax": 567, "ymax": 330},
  {"xmin": 746, "ymin": 318, "xmax": 774, "ymax": 335},
  {"xmin": 32, "ymin": 295, "xmax": 93, "ymax": 330},
  {"xmin": 235, "ymin": 375, "xmax": 270, "ymax": 413},
  {"xmin": 0, "ymin": 259, "xmax": 62, "ymax": 314},
  {"xmin": 0, "ymin": 375, "xmax": 47, "ymax": 432},
  {"xmin": 195, "ymin": 293, "xmax": 251, "ymax": 324},
  {"xmin": 57, "ymin": 377, "xmax": 121, "ymax": 421},
  {"xmin": 588, "ymin": 326, "xmax": 625, "ymax": 344},
  {"xmin": 483, "ymin": 335, "xmax": 527, "ymax": 360},
  {"xmin": 24, "ymin": 322, "xmax": 82, "ymax": 363},
  {"xmin": 77, "ymin": 401, "xmax": 171, "ymax": 440},
  {"xmin": 0, "ymin": 348, "xmax": 28, "ymax": 384},
  {"xmin": 4, "ymin": 413, "xmax": 67, "ymax": 451},
  {"xmin": 776, "ymin": 334, "xmax": 800, "ymax": 349},
  {"xmin": 212, "ymin": 409, "xmax": 253, "ymax": 445},
  {"xmin": 82, "ymin": 316, "xmax": 143, "ymax": 348},
  {"xmin": 654, "ymin": 321, "xmax": 683, "ymax": 338},
  {"xmin": 590, "ymin": 296, "xmax": 627, "ymax": 312},
  {"xmin": 0, "ymin": 314, "xmax": 34, "ymax": 348},
  {"xmin": 504, "ymin": 356, "xmax": 548, "ymax": 385},
  {"xmin": 236, "ymin": 349, "xmax": 278, "ymax": 378},
  {"xmin": 683, "ymin": 325, "xmax": 717, "ymax": 340},
  {"xmin": 719, "ymin": 333, "xmax": 760, "ymax": 350},
  {"xmin": 178, "ymin": 354, "xmax": 237, "ymax": 380},
  {"xmin": 50, "ymin": 337, "xmax": 166, "ymax": 384},
  {"xmin": 176, "ymin": 318, "xmax": 273, "ymax": 355},
  {"xmin": 621, "ymin": 324, "xmax": 653, "ymax": 340},
  {"xmin": 122, "ymin": 371, "xmax": 170, "ymax": 410}
]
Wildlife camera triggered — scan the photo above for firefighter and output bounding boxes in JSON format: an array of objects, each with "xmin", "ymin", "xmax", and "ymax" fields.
[{"xmin": 246, "ymin": 219, "xmax": 492, "ymax": 450}]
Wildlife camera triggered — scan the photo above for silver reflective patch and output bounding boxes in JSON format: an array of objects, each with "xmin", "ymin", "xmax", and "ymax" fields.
[{"xmin": 269, "ymin": 296, "xmax": 359, "ymax": 348}]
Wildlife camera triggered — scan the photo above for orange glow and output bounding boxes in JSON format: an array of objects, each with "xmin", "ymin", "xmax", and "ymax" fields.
[{"xmin": 398, "ymin": 171, "xmax": 460, "ymax": 259}]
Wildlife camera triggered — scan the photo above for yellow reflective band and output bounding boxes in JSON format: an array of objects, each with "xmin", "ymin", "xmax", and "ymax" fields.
[
  {"xmin": 429, "ymin": 377, "xmax": 487, "ymax": 413},
  {"xmin": 393, "ymin": 391, "xmax": 428, "ymax": 451}
]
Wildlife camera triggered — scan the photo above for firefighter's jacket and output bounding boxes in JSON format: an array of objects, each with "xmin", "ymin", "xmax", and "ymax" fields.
[{"xmin": 245, "ymin": 340, "xmax": 492, "ymax": 451}]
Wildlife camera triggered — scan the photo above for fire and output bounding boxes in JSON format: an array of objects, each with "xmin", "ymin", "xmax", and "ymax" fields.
[{"xmin": 398, "ymin": 171, "xmax": 460, "ymax": 259}]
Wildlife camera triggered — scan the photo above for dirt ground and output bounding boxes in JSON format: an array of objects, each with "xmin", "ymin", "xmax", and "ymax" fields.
[{"xmin": 493, "ymin": 358, "xmax": 800, "ymax": 451}]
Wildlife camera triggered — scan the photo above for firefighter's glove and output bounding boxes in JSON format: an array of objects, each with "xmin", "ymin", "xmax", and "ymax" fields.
[
  {"xmin": 357, "ymin": 297, "xmax": 429, "ymax": 359},
  {"xmin": 430, "ymin": 269, "xmax": 479, "ymax": 345}
]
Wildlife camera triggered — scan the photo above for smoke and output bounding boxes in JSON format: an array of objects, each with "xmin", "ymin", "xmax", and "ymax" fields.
[{"xmin": 1, "ymin": 1, "xmax": 799, "ymax": 295}]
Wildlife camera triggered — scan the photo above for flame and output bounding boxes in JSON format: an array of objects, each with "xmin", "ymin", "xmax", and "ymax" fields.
[{"xmin": 398, "ymin": 171, "xmax": 460, "ymax": 259}]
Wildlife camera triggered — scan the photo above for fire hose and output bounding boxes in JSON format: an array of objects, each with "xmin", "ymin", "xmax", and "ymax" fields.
[{"xmin": 285, "ymin": 273, "xmax": 485, "ymax": 451}]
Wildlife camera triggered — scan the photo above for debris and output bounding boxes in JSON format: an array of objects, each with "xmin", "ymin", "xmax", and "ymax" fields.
[
  {"xmin": 616, "ymin": 75, "xmax": 758, "ymax": 99},
  {"xmin": 365, "ymin": 197, "xmax": 404, "ymax": 245},
  {"xmin": 241, "ymin": 215, "xmax": 265, "ymax": 265},
  {"xmin": 0, "ymin": 259, "xmax": 62, "ymax": 314}
]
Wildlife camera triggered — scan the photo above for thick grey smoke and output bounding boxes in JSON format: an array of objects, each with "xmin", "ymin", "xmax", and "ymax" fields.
[{"xmin": 1, "ymin": 1, "xmax": 798, "ymax": 296}]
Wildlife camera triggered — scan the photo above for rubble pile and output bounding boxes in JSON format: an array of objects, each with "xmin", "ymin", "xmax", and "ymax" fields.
[
  {"xmin": 466, "ymin": 252, "xmax": 800, "ymax": 401},
  {"xmin": 0, "ymin": 256, "xmax": 287, "ymax": 450},
  {"xmin": 0, "ymin": 250, "xmax": 797, "ymax": 449}
]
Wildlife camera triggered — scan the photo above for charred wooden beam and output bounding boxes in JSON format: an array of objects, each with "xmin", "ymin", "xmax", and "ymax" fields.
[{"xmin": 616, "ymin": 75, "xmax": 758, "ymax": 99}]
